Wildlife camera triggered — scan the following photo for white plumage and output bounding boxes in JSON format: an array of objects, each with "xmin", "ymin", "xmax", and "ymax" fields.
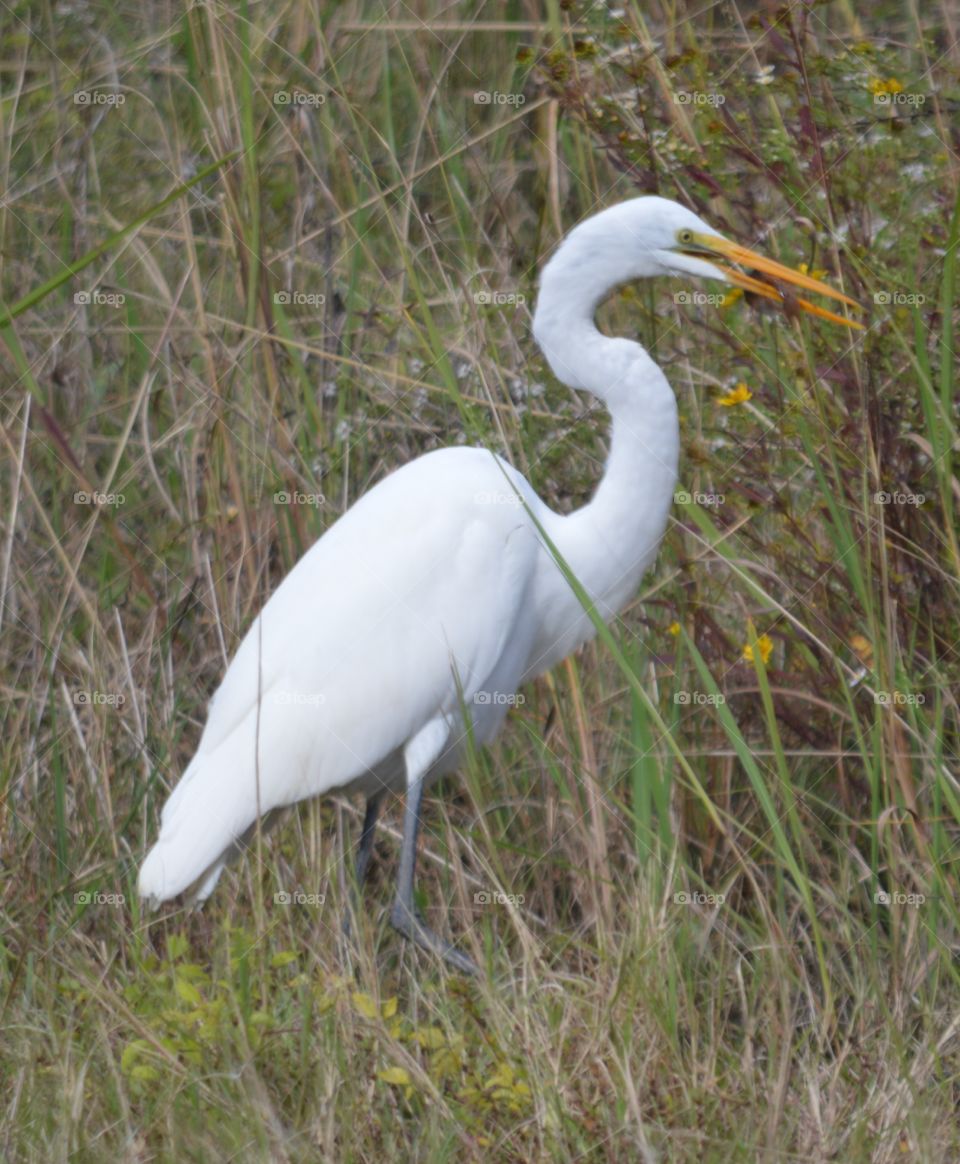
[{"xmin": 139, "ymin": 196, "xmax": 858, "ymax": 970}]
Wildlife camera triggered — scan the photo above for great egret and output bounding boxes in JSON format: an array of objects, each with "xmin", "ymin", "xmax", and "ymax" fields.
[{"xmin": 139, "ymin": 196, "xmax": 860, "ymax": 972}]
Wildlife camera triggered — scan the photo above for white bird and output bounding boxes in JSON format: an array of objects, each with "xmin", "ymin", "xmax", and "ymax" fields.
[{"xmin": 139, "ymin": 196, "xmax": 860, "ymax": 972}]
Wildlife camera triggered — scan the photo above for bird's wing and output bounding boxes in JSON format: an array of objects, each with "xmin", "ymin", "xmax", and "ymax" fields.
[{"xmin": 139, "ymin": 447, "xmax": 541, "ymax": 902}]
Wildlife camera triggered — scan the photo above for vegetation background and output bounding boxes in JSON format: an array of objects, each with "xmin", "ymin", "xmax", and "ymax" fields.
[{"xmin": 1, "ymin": 0, "xmax": 958, "ymax": 1159}]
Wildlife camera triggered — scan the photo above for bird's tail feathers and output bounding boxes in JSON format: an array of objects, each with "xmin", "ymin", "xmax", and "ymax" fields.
[{"xmin": 138, "ymin": 743, "xmax": 271, "ymax": 905}]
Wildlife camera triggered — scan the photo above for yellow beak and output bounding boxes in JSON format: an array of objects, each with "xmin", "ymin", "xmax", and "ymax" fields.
[{"xmin": 686, "ymin": 232, "xmax": 864, "ymax": 329}]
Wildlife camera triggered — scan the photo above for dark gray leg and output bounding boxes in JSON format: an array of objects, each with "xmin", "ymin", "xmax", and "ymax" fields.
[
  {"xmin": 389, "ymin": 775, "xmax": 477, "ymax": 975},
  {"xmin": 342, "ymin": 792, "xmax": 385, "ymax": 941},
  {"xmin": 354, "ymin": 791, "xmax": 385, "ymax": 886}
]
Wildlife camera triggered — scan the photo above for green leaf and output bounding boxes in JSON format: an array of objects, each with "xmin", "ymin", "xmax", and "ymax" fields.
[
  {"xmin": 166, "ymin": 934, "xmax": 189, "ymax": 961},
  {"xmin": 378, "ymin": 1066, "xmax": 412, "ymax": 1087},
  {"xmin": 352, "ymin": 992, "xmax": 379, "ymax": 1019},
  {"xmin": 175, "ymin": 978, "xmax": 203, "ymax": 1006},
  {"xmin": 485, "ymin": 1061, "xmax": 515, "ymax": 1090},
  {"xmin": 120, "ymin": 1038, "xmax": 154, "ymax": 1075},
  {"xmin": 414, "ymin": 1026, "xmax": 446, "ymax": 1050}
]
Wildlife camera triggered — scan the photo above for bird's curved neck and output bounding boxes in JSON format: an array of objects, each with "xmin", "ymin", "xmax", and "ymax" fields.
[{"xmin": 534, "ymin": 297, "xmax": 680, "ymax": 619}]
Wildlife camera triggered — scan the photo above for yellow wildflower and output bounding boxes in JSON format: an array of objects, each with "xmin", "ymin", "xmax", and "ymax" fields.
[
  {"xmin": 743, "ymin": 633, "xmax": 773, "ymax": 665},
  {"xmin": 718, "ymin": 382, "xmax": 752, "ymax": 407},
  {"xmin": 868, "ymin": 77, "xmax": 903, "ymax": 96},
  {"xmin": 798, "ymin": 263, "xmax": 828, "ymax": 280}
]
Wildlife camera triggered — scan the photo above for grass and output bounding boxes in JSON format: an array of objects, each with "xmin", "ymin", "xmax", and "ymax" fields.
[{"xmin": 1, "ymin": 0, "xmax": 959, "ymax": 1159}]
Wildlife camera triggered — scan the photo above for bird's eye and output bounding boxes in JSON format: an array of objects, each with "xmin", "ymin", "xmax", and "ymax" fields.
[{"xmin": 677, "ymin": 229, "xmax": 695, "ymax": 246}]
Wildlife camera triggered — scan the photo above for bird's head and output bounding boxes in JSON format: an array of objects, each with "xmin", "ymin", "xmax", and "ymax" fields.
[{"xmin": 537, "ymin": 196, "xmax": 862, "ymax": 330}]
